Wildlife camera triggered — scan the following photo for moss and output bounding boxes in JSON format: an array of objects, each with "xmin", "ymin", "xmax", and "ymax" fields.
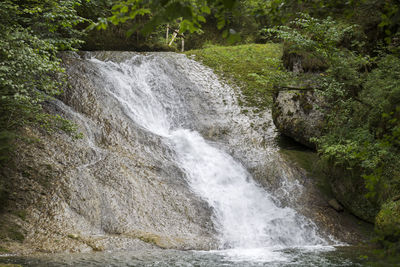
[
  {"xmin": 12, "ymin": 210, "xmax": 27, "ymax": 221},
  {"xmin": 66, "ymin": 234, "xmax": 105, "ymax": 251},
  {"xmin": 0, "ymin": 246, "xmax": 9, "ymax": 253},
  {"xmin": 21, "ymin": 171, "xmax": 30, "ymax": 178},
  {"xmin": 67, "ymin": 234, "xmax": 80, "ymax": 240},
  {"xmin": 186, "ymin": 43, "xmax": 284, "ymax": 110},
  {"xmin": 0, "ymin": 264, "xmax": 23, "ymax": 267},
  {"xmin": 7, "ymin": 227, "xmax": 24, "ymax": 242},
  {"xmin": 0, "ymin": 220, "xmax": 25, "ymax": 243},
  {"xmin": 91, "ymin": 245, "xmax": 104, "ymax": 252},
  {"xmin": 297, "ymin": 91, "xmax": 314, "ymax": 114},
  {"xmin": 375, "ymin": 201, "xmax": 400, "ymax": 242},
  {"xmin": 291, "ymin": 93, "xmax": 300, "ymax": 101},
  {"xmin": 303, "ymin": 103, "xmax": 313, "ymax": 113}
]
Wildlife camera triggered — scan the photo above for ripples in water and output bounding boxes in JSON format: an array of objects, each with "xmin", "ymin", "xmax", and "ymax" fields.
[{"xmin": 0, "ymin": 246, "xmax": 376, "ymax": 267}]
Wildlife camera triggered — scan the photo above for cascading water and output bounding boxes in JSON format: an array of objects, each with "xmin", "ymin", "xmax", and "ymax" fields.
[
  {"xmin": 87, "ymin": 53, "xmax": 330, "ymax": 260},
  {"xmin": 172, "ymin": 129, "xmax": 322, "ymax": 248}
]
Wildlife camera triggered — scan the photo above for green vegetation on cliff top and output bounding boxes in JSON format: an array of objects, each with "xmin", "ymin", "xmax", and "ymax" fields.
[{"xmin": 186, "ymin": 43, "xmax": 284, "ymax": 111}]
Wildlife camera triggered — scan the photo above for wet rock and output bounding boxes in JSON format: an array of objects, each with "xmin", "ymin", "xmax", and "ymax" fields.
[
  {"xmin": 269, "ymin": 151, "xmax": 373, "ymax": 245},
  {"xmin": 0, "ymin": 52, "xmax": 218, "ymax": 254}
]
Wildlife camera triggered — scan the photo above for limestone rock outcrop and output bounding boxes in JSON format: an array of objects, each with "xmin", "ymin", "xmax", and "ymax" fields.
[{"xmin": 272, "ymin": 89, "xmax": 326, "ymax": 149}]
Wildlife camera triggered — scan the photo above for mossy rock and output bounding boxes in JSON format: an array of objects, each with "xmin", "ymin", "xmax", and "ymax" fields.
[
  {"xmin": 375, "ymin": 201, "xmax": 400, "ymax": 242},
  {"xmin": 272, "ymin": 90, "xmax": 326, "ymax": 149},
  {"xmin": 328, "ymin": 167, "xmax": 379, "ymax": 223}
]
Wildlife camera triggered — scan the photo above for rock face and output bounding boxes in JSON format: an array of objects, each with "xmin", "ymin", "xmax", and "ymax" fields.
[
  {"xmin": 272, "ymin": 89, "xmax": 326, "ymax": 149},
  {"xmin": 0, "ymin": 52, "xmax": 218, "ymax": 254}
]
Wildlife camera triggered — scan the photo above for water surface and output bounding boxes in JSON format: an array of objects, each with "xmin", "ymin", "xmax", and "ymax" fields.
[{"xmin": 2, "ymin": 246, "xmax": 378, "ymax": 267}]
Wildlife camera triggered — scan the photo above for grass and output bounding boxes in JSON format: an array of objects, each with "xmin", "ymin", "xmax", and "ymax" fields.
[{"xmin": 185, "ymin": 43, "xmax": 284, "ymax": 111}]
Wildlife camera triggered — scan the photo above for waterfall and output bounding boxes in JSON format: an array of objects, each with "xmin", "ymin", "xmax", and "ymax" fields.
[{"xmin": 87, "ymin": 53, "xmax": 328, "ymax": 254}]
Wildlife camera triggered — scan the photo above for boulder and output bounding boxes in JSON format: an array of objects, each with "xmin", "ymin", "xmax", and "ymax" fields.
[{"xmin": 272, "ymin": 89, "xmax": 326, "ymax": 149}]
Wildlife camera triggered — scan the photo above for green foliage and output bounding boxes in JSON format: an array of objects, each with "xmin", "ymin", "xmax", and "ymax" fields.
[
  {"xmin": 186, "ymin": 43, "xmax": 284, "ymax": 110},
  {"xmin": 264, "ymin": 13, "xmax": 365, "ymax": 58},
  {"xmin": 0, "ymin": 0, "xmax": 84, "ymax": 163},
  {"xmin": 88, "ymin": 0, "xmax": 246, "ymax": 46},
  {"xmin": 259, "ymin": 0, "xmax": 400, "ymax": 53},
  {"xmin": 78, "ymin": 0, "xmax": 400, "ymax": 50},
  {"xmin": 375, "ymin": 200, "xmax": 400, "ymax": 253},
  {"xmin": 269, "ymin": 14, "xmax": 400, "ymax": 205},
  {"xmin": 249, "ymin": 0, "xmax": 364, "ymax": 27},
  {"xmin": 77, "ymin": 0, "xmax": 115, "ymax": 20},
  {"xmin": 316, "ymin": 55, "xmax": 400, "ymax": 202}
]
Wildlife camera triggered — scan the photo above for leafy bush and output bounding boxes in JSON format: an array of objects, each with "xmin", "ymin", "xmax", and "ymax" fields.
[
  {"xmin": 267, "ymin": 14, "xmax": 400, "ymax": 204},
  {"xmin": 0, "ymin": 0, "xmax": 85, "ymax": 164}
]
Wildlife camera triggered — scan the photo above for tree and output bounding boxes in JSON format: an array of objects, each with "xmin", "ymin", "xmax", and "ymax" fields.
[
  {"xmin": 0, "ymin": 0, "xmax": 85, "ymax": 164},
  {"xmin": 91, "ymin": 0, "xmax": 241, "ymax": 42}
]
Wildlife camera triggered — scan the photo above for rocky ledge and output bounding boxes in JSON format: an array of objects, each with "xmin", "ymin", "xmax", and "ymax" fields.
[{"xmin": 272, "ymin": 89, "xmax": 327, "ymax": 149}]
